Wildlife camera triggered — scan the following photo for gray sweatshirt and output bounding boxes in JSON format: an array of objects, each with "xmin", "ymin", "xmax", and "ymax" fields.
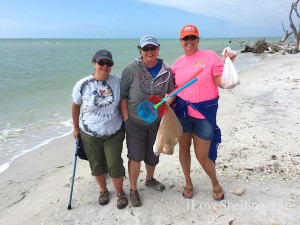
[{"xmin": 120, "ymin": 57, "xmax": 175, "ymax": 124}]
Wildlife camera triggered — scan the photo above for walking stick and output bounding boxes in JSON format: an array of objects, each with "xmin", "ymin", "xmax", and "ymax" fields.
[{"xmin": 67, "ymin": 139, "xmax": 79, "ymax": 210}]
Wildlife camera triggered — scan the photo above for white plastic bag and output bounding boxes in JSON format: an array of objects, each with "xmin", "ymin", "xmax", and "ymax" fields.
[
  {"xmin": 153, "ymin": 106, "xmax": 183, "ymax": 156},
  {"xmin": 221, "ymin": 56, "xmax": 240, "ymax": 89}
]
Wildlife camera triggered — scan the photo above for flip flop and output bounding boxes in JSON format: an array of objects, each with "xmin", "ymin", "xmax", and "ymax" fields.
[
  {"xmin": 183, "ymin": 186, "xmax": 193, "ymax": 199},
  {"xmin": 213, "ymin": 185, "xmax": 224, "ymax": 201}
]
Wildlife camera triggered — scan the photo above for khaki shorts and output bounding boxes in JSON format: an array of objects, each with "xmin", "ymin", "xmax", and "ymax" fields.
[{"xmin": 80, "ymin": 128, "xmax": 125, "ymax": 178}]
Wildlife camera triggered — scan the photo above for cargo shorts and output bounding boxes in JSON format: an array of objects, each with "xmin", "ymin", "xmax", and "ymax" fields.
[{"xmin": 80, "ymin": 127, "xmax": 125, "ymax": 178}]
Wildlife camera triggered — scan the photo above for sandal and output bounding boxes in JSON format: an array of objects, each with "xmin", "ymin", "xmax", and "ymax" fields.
[
  {"xmin": 117, "ymin": 191, "xmax": 128, "ymax": 209},
  {"xmin": 98, "ymin": 190, "xmax": 109, "ymax": 205},
  {"xmin": 183, "ymin": 186, "xmax": 193, "ymax": 199},
  {"xmin": 130, "ymin": 189, "xmax": 142, "ymax": 207},
  {"xmin": 213, "ymin": 184, "xmax": 224, "ymax": 201},
  {"xmin": 145, "ymin": 178, "xmax": 165, "ymax": 191}
]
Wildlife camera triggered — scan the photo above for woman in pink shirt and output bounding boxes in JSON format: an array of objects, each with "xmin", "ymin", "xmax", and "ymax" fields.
[{"xmin": 171, "ymin": 24, "xmax": 236, "ymax": 200}]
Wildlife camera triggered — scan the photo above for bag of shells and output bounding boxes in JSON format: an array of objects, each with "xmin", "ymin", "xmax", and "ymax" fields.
[
  {"xmin": 221, "ymin": 47, "xmax": 240, "ymax": 89},
  {"xmin": 153, "ymin": 106, "xmax": 183, "ymax": 156}
]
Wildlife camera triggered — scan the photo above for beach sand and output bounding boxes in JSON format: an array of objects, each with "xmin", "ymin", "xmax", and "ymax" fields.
[{"xmin": 0, "ymin": 52, "xmax": 299, "ymax": 225}]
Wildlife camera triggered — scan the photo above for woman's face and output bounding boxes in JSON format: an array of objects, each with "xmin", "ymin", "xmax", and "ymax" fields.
[
  {"xmin": 94, "ymin": 60, "xmax": 113, "ymax": 75},
  {"xmin": 180, "ymin": 35, "xmax": 199, "ymax": 56},
  {"xmin": 140, "ymin": 44, "xmax": 159, "ymax": 66}
]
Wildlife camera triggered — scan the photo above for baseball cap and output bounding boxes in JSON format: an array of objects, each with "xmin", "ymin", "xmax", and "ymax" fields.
[
  {"xmin": 180, "ymin": 25, "xmax": 199, "ymax": 39},
  {"xmin": 94, "ymin": 49, "xmax": 113, "ymax": 63},
  {"xmin": 139, "ymin": 35, "xmax": 159, "ymax": 48}
]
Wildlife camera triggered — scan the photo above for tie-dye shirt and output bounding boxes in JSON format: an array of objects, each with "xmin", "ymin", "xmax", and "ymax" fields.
[{"xmin": 72, "ymin": 74, "xmax": 122, "ymax": 137}]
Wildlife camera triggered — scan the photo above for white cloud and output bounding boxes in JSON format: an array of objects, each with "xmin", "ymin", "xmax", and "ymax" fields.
[{"xmin": 134, "ymin": 0, "xmax": 291, "ymax": 27}]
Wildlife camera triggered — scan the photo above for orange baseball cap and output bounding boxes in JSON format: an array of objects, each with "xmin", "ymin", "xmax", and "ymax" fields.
[{"xmin": 180, "ymin": 24, "xmax": 199, "ymax": 39}]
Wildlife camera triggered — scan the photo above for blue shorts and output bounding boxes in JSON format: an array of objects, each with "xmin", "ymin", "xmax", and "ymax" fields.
[{"xmin": 178, "ymin": 116, "xmax": 214, "ymax": 140}]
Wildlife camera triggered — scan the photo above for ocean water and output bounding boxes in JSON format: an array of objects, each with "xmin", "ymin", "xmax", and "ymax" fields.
[{"xmin": 0, "ymin": 37, "xmax": 280, "ymax": 173}]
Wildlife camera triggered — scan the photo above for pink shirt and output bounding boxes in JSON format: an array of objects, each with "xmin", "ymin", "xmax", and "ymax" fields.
[{"xmin": 172, "ymin": 49, "xmax": 223, "ymax": 118}]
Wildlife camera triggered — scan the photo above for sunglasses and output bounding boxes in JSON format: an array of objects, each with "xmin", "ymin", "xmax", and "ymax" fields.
[
  {"xmin": 141, "ymin": 45, "xmax": 158, "ymax": 52},
  {"xmin": 181, "ymin": 35, "xmax": 198, "ymax": 41},
  {"xmin": 97, "ymin": 60, "xmax": 113, "ymax": 67}
]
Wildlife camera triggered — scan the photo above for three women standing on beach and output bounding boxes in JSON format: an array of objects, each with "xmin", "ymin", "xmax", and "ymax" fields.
[{"xmin": 71, "ymin": 27, "xmax": 237, "ymax": 209}]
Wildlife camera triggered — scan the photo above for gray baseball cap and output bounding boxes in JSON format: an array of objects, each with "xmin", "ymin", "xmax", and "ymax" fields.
[
  {"xmin": 94, "ymin": 49, "xmax": 114, "ymax": 63},
  {"xmin": 139, "ymin": 35, "xmax": 159, "ymax": 48}
]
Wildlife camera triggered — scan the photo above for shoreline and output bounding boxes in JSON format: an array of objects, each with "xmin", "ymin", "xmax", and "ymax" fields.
[
  {"xmin": 0, "ymin": 52, "xmax": 299, "ymax": 225},
  {"xmin": 0, "ymin": 131, "xmax": 72, "ymax": 174}
]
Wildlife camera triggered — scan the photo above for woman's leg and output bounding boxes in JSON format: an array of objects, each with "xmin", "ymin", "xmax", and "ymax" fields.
[
  {"xmin": 95, "ymin": 173, "xmax": 107, "ymax": 192},
  {"xmin": 192, "ymin": 134, "xmax": 223, "ymax": 200},
  {"xmin": 145, "ymin": 163, "xmax": 155, "ymax": 180},
  {"xmin": 111, "ymin": 177, "xmax": 124, "ymax": 193},
  {"xmin": 179, "ymin": 133, "xmax": 193, "ymax": 197},
  {"xmin": 128, "ymin": 159, "xmax": 141, "ymax": 191}
]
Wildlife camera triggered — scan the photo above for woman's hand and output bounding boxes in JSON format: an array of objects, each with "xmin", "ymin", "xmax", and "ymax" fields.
[
  {"xmin": 73, "ymin": 127, "xmax": 80, "ymax": 140},
  {"xmin": 222, "ymin": 47, "xmax": 237, "ymax": 62},
  {"xmin": 164, "ymin": 94, "xmax": 175, "ymax": 106}
]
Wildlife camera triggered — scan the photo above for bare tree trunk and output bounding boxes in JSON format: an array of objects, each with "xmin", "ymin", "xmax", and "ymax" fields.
[
  {"xmin": 289, "ymin": 0, "xmax": 300, "ymax": 52},
  {"xmin": 281, "ymin": 22, "xmax": 293, "ymax": 43}
]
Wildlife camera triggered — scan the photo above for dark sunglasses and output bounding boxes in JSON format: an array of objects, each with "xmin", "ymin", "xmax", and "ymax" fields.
[
  {"xmin": 97, "ymin": 60, "xmax": 113, "ymax": 67},
  {"xmin": 182, "ymin": 35, "xmax": 198, "ymax": 41},
  {"xmin": 141, "ymin": 45, "xmax": 158, "ymax": 52}
]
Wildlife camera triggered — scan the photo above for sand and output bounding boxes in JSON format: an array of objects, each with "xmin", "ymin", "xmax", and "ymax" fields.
[{"xmin": 0, "ymin": 52, "xmax": 299, "ymax": 225}]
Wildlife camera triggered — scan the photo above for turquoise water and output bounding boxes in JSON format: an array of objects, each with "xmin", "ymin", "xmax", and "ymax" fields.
[{"xmin": 0, "ymin": 37, "xmax": 280, "ymax": 173}]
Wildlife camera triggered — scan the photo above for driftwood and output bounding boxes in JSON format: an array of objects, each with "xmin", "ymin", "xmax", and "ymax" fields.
[
  {"xmin": 241, "ymin": 38, "xmax": 297, "ymax": 54},
  {"xmin": 241, "ymin": 39, "xmax": 269, "ymax": 53},
  {"xmin": 245, "ymin": 0, "xmax": 299, "ymax": 54}
]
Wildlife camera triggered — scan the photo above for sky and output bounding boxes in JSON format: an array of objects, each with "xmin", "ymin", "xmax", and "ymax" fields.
[{"xmin": 0, "ymin": 0, "xmax": 296, "ymax": 39}]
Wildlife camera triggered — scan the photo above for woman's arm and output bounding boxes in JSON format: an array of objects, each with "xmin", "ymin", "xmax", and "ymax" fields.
[
  {"xmin": 120, "ymin": 99, "xmax": 129, "ymax": 121},
  {"xmin": 72, "ymin": 102, "xmax": 81, "ymax": 139},
  {"xmin": 214, "ymin": 75, "xmax": 223, "ymax": 88}
]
